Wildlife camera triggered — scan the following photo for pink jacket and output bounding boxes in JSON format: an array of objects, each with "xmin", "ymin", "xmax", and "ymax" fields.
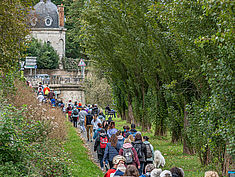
[{"xmin": 119, "ymin": 143, "xmax": 140, "ymax": 168}]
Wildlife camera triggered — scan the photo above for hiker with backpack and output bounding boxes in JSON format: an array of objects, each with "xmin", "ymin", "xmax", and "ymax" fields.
[
  {"xmin": 66, "ymin": 104, "xmax": 73, "ymax": 122},
  {"xmin": 143, "ymin": 136, "xmax": 154, "ymax": 170},
  {"xmin": 72, "ymin": 106, "xmax": 79, "ymax": 128},
  {"xmin": 94, "ymin": 129, "xmax": 109, "ymax": 171},
  {"xmin": 85, "ymin": 110, "xmax": 94, "ymax": 142},
  {"xmin": 102, "ymin": 134, "xmax": 119, "ymax": 169},
  {"xmin": 91, "ymin": 104, "xmax": 99, "ymax": 115},
  {"xmin": 43, "ymin": 85, "xmax": 50, "ymax": 96},
  {"xmin": 91, "ymin": 114, "xmax": 102, "ymax": 135},
  {"xmin": 130, "ymin": 123, "xmax": 137, "ymax": 138},
  {"xmin": 98, "ymin": 111, "xmax": 105, "ymax": 123},
  {"xmin": 107, "ymin": 121, "xmax": 118, "ymax": 138},
  {"xmin": 119, "ymin": 138, "xmax": 140, "ymax": 170},
  {"xmin": 93, "ymin": 123, "xmax": 103, "ymax": 140},
  {"xmin": 132, "ymin": 133, "xmax": 147, "ymax": 175},
  {"xmin": 116, "ymin": 130, "xmax": 125, "ymax": 152},
  {"xmin": 78, "ymin": 107, "xmax": 87, "ymax": 133}
]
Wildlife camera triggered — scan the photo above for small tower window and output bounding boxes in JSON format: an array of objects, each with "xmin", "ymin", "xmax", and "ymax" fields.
[{"xmin": 45, "ymin": 16, "xmax": 53, "ymax": 26}]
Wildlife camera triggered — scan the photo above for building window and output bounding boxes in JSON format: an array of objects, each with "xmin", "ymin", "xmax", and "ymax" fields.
[{"xmin": 45, "ymin": 16, "xmax": 53, "ymax": 26}]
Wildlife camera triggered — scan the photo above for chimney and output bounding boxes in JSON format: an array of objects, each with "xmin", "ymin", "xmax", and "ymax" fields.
[{"xmin": 57, "ymin": 4, "xmax": 64, "ymax": 27}]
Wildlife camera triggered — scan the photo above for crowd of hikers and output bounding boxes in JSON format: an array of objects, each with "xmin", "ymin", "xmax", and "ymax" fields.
[{"xmin": 33, "ymin": 82, "xmax": 220, "ymax": 177}]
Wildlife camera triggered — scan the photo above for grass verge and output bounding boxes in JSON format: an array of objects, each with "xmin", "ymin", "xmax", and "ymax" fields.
[
  {"xmin": 64, "ymin": 121, "xmax": 103, "ymax": 177},
  {"xmin": 114, "ymin": 117, "xmax": 206, "ymax": 177}
]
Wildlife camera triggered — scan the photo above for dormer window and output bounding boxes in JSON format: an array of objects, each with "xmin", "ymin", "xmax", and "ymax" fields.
[{"xmin": 45, "ymin": 16, "xmax": 53, "ymax": 26}]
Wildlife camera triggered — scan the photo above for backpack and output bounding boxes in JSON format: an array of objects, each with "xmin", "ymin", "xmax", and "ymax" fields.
[
  {"xmin": 86, "ymin": 114, "xmax": 93, "ymax": 125},
  {"xmin": 45, "ymin": 89, "xmax": 49, "ymax": 95},
  {"xmin": 73, "ymin": 109, "xmax": 78, "ymax": 115},
  {"xmin": 100, "ymin": 136, "xmax": 108, "ymax": 149},
  {"xmin": 146, "ymin": 144, "xmax": 152, "ymax": 158},
  {"xmin": 133, "ymin": 143, "xmax": 143, "ymax": 158},
  {"xmin": 123, "ymin": 148, "xmax": 133, "ymax": 164}
]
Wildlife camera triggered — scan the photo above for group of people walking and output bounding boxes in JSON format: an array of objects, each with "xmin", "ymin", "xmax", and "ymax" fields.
[
  {"xmin": 64, "ymin": 101, "xmax": 187, "ymax": 177},
  {"xmin": 31, "ymin": 82, "xmax": 220, "ymax": 177}
]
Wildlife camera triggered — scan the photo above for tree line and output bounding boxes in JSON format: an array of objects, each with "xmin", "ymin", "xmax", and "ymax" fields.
[{"xmin": 66, "ymin": 0, "xmax": 234, "ymax": 175}]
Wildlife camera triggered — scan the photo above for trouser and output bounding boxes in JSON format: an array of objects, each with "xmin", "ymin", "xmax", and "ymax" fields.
[
  {"xmin": 138, "ymin": 162, "xmax": 144, "ymax": 175},
  {"xmin": 80, "ymin": 120, "xmax": 85, "ymax": 132},
  {"xmin": 108, "ymin": 160, "xmax": 113, "ymax": 169},
  {"xmin": 98, "ymin": 154, "xmax": 104, "ymax": 168},
  {"xmin": 73, "ymin": 117, "xmax": 78, "ymax": 127},
  {"xmin": 86, "ymin": 125, "xmax": 93, "ymax": 140}
]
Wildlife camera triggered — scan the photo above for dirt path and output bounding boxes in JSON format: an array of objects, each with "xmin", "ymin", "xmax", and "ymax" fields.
[{"xmin": 75, "ymin": 126, "xmax": 102, "ymax": 171}]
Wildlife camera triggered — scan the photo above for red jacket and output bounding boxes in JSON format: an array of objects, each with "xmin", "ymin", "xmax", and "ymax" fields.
[
  {"xmin": 119, "ymin": 143, "xmax": 140, "ymax": 168},
  {"xmin": 104, "ymin": 168, "xmax": 116, "ymax": 177}
]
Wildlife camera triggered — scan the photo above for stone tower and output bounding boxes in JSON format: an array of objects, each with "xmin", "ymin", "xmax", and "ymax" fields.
[{"xmin": 29, "ymin": 0, "xmax": 66, "ymax": 69}]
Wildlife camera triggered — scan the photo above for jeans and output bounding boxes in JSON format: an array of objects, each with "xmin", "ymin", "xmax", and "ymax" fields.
[
  {"xmin": 138, "ymin": 162, "xmax": 144, "ymax": 175},
  {"xmin": 73, "ymin": 117, "xmax": 78, "ymax": 127},
  {"xmin": 80, "ymin": 120, "xmax": 85, "ymax": 132}
]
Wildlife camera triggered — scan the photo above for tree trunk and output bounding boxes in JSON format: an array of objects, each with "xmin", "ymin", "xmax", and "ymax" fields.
[
  {"xmin": 127, "ymin": 95, "xmax": 134, "ymax": 124},
  {"xmin": 222, "ymin": 144, "xmax": 231, "ymax": 176},
  {"xmin": 183, "ymin": 105, "xmax": 195, "ymax": 155}
]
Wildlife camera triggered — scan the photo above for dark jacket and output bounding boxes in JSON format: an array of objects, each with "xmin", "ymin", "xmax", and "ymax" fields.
[
  {"xmin": 102, "ymin": 143, "xmax": 119, "ymax": 162},
  {"xmin": 85, "ymin": 114, "xmax": 93, "ymax": 126},
  {"xmin": 94, "ymin": 133, "xmax": 108, "ymax": 158},
  {"xmin": 132, "ymin": 140, "xmax": 147, "ymax": 162}
]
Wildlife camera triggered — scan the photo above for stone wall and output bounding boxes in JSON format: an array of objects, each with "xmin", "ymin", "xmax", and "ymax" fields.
[{"xmin": 30, "ymin": 28, "xmax": 66, "ymax": 69}]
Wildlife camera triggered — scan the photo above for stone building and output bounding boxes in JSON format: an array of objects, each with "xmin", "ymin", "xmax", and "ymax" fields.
[{"xmin": 29, "ymin": 0, "xmax": 66, "ymax": 69}]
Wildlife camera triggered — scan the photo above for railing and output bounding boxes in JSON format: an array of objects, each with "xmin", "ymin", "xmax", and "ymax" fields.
[{"xmin": 26, "ymin": 75, "xmax": 83, "ymax": 86}]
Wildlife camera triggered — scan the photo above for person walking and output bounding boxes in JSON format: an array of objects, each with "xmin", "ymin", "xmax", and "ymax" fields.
[
  {"xmin": 94, "ymin": 129, "xmax": 109, "ymax": 171},
  {"xmin": 116, "ymin": 130, "xmax": 125, "ymax": 152},
  {"xmin": 78, "ymin": 107, "xmax": 87, "ymax": 133},
  {"xmin": 85, "ymin": 111, "xmax": 93, "ymax": 142},
  {"xmin": 119, "ymin": 138, "xmax": 140, "ymax": 169},
  {"xmin": 91, "ymin": 114, "xmax": 102, "ymax": 135},
  {"xmin": 107, "ymin": 121, "xmax": 118, "ymax": 138},
  {"xmin": 143, "ymin": 136, "xmax": 154, "ymax": 170},
  {"xmin": 132, "ymin": 133, "xmax": 147, "ymax": 175},
  {"xmin": 103, "ymin": 134, "xmax": 119, "ymax": 169},
  {"xmin": 71, "ymin": 107, "xmax": 79, "ymax": 128}
]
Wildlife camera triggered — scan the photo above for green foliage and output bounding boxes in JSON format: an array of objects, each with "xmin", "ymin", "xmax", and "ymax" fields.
[
  {"xmin": 79, "ymin": 0, "xmax": 234, "ymax": 174},
  {"xmin": 0, "ymin": 103, "xmax": 72, "ymax": 176},
  {"xmin": 0, "ymin": 0, "xmax": 32, "ymax": 73},
  {"xmin": 26, "ymin": 38, "xmax": 59, "ymax": 69}
]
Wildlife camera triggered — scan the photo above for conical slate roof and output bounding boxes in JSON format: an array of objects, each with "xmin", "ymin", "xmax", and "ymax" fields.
[{"xmin": 29, "ymin": 0, "xmax": 59, "ymax": 28}]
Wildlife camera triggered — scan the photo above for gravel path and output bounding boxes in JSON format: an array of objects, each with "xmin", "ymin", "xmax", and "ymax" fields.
[{"xmin": 75, "ymin": 126, "xmax": 103, "ymax": 171}]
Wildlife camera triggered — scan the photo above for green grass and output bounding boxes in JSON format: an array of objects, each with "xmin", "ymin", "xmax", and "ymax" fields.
[
  {"xmin": 114, "ymin": 117, "xmax": 206, "ymax": 177},
  {"xmin": 64, "ymin": 121, "xmax": 103, "ymax": 177}
]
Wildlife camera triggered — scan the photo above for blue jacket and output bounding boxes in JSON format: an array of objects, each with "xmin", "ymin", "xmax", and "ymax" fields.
[
  {"xmin": 116, "ymin": 135, "xmax": 125, "ymax": 152},
  {"xmin": 107, "ymin": 128, "xmax": 118, "ymax": 138},
  {"xmin": 93, "ymin": 128, "xmax": 102, "ymax": 140},
  {"xmin": 102, "ymin": 143, "xmax": 118, "ymax": 162}
]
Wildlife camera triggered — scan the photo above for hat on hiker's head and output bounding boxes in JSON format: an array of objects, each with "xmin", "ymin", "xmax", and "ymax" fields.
[{"xmin": 113, "ymin": 155, "xmax": 126, "ymax": 165}]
